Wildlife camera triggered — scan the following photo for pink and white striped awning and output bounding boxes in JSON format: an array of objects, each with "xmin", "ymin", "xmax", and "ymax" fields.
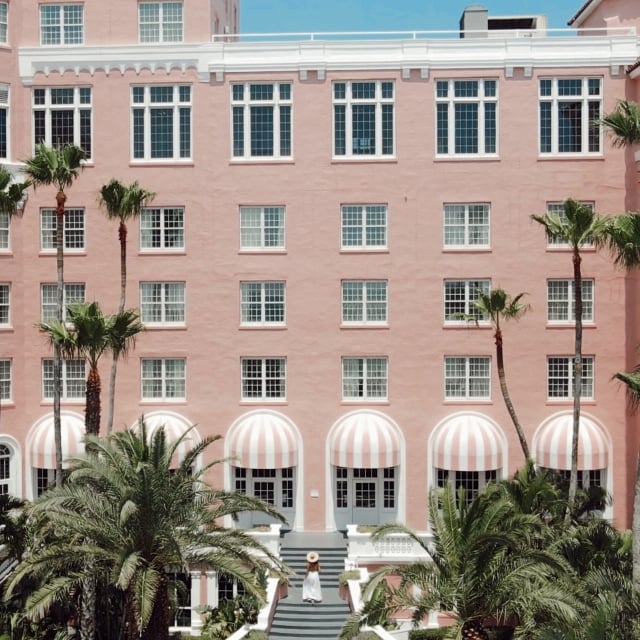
[
  {"xmin": 228, "ymin": 411, "xmax": 298, "ymax": 469},
  {"xmin": 534, "ymin": 413, "xmax": 609, "ymax": 471},
  {"xmin": 432, "ymin": 413, "xmax": 504, "ymax": 471},
  {"xmin": 330, "ymin": 411, "xmax": 401, "ymax": 469},
  {"xmin": 27, "ymin": 411, "xmax": 85, "ymax": 469},
  {"xmin": 135, "ymin": 412, "xmax": 201, "ymax": 467}
]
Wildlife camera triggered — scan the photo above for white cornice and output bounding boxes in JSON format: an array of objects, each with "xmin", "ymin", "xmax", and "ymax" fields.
[{"xmin": 18, "ymin": 35, "xmax": 640, "ymax": 84}]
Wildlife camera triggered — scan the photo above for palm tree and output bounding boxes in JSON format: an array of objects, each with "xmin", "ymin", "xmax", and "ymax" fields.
[
  {"xmin": 470, "ymin": 288, "xmax": 531, "ymax": 460},
  {"xmin": 23, "ymin": 143, "xmax": 85, "ymax": 486},
  {"xmin": 599, "ymin": 99, "xmax": 640, "ymax": 148},
  {"xmin": 6, "ymin": 422, "xmax": 287, "ymax": 640},
  {"xmin": 99, "ymin": 179, "xmax": 155, "ymax": 433},
  {"xmin": 38, "ymin": 301, "xmax": 143, "ymax": 436},
  {"xmin": 531, "ymin": 200, "xmax": 610, "ymax": 522},
  {"xmin": 344, "ymin": 485, "xmax": 578, "ymax": 639}
]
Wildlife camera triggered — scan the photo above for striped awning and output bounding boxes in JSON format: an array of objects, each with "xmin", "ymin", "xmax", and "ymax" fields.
[
  {"xmin": 432, "ymin": 413, "xmax": 504, "ymax": 471},
  {"xmin": 534, "ymin": 413, "xmax": 609, "ymax": 471},
  {"xmin": 228, "ymin": 411, "xmax": 298, "ymax": 469},
  {"xmin": 135, "ymin": 412, "xmax": 201, "ymax": 466},
  {"xmin": 330, "ymin": 411, "xmax": 401, "ymax": 469},
  {"xmin": 27, "ymin": 411, "xmax": 85, "ymax": 469}
]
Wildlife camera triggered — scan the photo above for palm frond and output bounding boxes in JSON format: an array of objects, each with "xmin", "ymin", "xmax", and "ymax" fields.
[{"xmin": 599, "ymin": 99, "xmax": 640, "ymax": 147}]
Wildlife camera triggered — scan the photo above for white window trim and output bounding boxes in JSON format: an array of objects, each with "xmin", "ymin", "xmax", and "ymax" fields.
[
  {"xmin": 239, "ymin": 205, "xmax": 286, "ymax": 251},
  {"xmin": 547, "ymin": 279, "xmax": 594, "ymax": 324},
  {"xmin": 0, "ymin": 283, "xmax": 9, "ymax": 327},
  {"xmin": 547, "ymin": 355, "xmax": 595, "ymax": 401},
  {"xmin": 545, "ymin": 201, "xmax": 595, "ymax": 248},
  {"xmin": 39, "ymin": 3, "xmax": 84, "ymax": 46},
  {"xmin": 538, "ymin": 77, "xmax": 602, "ymax": 157},
  {"xmin": 0, "ymin": 211, "xmax": 8, "ymax": 251},
  {"xmin": 240, "ymin": 281, "xmax": 286, "ymax": 327},
  {"xmin": 341, "ymin": 280, "xmax": 388, "ymax": 326},
  {"xmin": 443, "ymin": 202, "xmax": 491, "ymax": 249},
  {"xmin": 141, "ymin": 357, "xmax": 187, "ymax": 401},
  {"xmin": 443, "ymin": 279, "xmax": 491, "ymax": 325},
  {"xmin": 0, "ymin": 358, "xmax": 11, "ymax": 402},
  {"xmin": 443, "ymin": 355, "xmax": 491, "ymax": 401},
  {"xmin": 341, "ymin": 356, "xmax": 389, "ymax": 401},
  {"xmin": 40, "ymin": 208, "xmax": 86, "ymax": 252},
  {"xmin": 140, "ymin": 282, "xmax": 186, "ymax": 327},
  {"xmin": 139, "ymin": 1, "xmax": 184, "ymax": 44},
  {"xmin": 240, "ymin": 357, "xmax": 287, "ymax": 401},
  {"xmin": 140, "ymin": 206, "xmax": 185, "ymax": 251},
  {"xmin": 42, "ymin": 358, "xmax": 86, "ymax": 401},
  {"xmin": 435, "ymin": 79, "xmax": 498, "ymax": 158},
  {"xmin": 341, "ymin": 204, "xmax": 388, "ymax": 250},
  {"xmin": 41, "ymin": 282, "xmax": 86, "ymax": 322},
  {"xmin": 0, "ymin": 3, "xmax": 8, "ymax": 45}
]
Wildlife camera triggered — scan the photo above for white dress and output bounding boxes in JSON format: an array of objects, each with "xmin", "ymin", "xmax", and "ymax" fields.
[{"xmin": 302, "ymin": 568, "xmax": 322, "ymax": 602}]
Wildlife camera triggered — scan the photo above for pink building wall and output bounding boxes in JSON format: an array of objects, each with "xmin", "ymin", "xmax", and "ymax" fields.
[{"xmin": 0, "ymin": 0, "xmax": 639, "ymax": 533}]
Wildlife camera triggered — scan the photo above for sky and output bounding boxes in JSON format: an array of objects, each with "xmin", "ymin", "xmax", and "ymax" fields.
[{"xmin": 239, "ymin": 1, "xmax": 581, "ymax": 35}]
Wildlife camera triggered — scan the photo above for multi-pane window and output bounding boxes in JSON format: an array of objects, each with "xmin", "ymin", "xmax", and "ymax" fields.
[
  {"xmin": 342, "ymin": 357, "xmax": 388, "ymax": 400},
  {"xmin": 443, "ymin": 203, "xmax": 490, "ymax": 247},
  {"xmin": 241, "ymin": 358, "xmax": 286, "ymax": 400},
  {"xmin": 41, "ymin": 283, "xmax": 85, "ymax": 322},
  {"xmin": 437, "ymin": 468, "xmax": 497, "ymax": 505},
  {"xmin": 0, "ymin": 359, "xmax": 10, "ymax": 401},
  {"xmin": 539, "ymin": 78, "xmax": 601, "ymax": 154},
  {"xmin": 0, "ymin": 212, "xmax": 7, "ymax": 249},
  {"xmin": 336, "ymin": 466, "xmax": 348, "ymax": 508},
  {"xmin": 232, "ymin": 83, "xmax": 292, "ymax": 159},
  {"xmin": 240, "ymin": 282, "xmax": 285, "ymax": 326},
  {"xmin": 141, "ymin": 358, "xmax": 186, "ymax": 400},
  {"xmin": 33, "ymin": 87, "xmax": 92, "ymax": 157},
  {"xmin": 333, "ymin": 81, "xmax": 394, "ymax": 158},
  {"xmin": 0, "ymin": 84, "xmax": 8, "ymax": 159},
  {"xmin": 547, "ymin": 279, "xmax": 594, "ymax": 323},
  {"xmin": 444, "ymin": 356, "xmax": 491, "ymax": 400},
  {"xmin": 239, "ymin": 206, "xmax": 285, "ymax": 250},
  {"xmin": 547, "ymin": 356, "xmax": 594, "ymax": 400},
  {"xmin": 132, "ymin": 85, "xmax": 191, "ymax": 161},
  {"xmin": 140, "ymin": 207, "xmax": 184, "ymax": 249},
  {"xmin": 545, "ymin": 201, "xmax": 595, "ymax": 246},
  {"xmin": 342, "ymin": 280, "xmax": 388, "ymax": 325},
  {"xmin": 0, "ymin": 444, "xmax": 10, "ymax": 494},
  {"xmin": 169, "ymin": 573, "xmax": 191, "ymax": 628},
  {"xmin": 341, "ymin": 204, "xmax": 387, "ymax": 249},
  {"xmin": 40, "ymin": 4, "xmax": 83, "ymax": 45},
  {"xmin": 0, "ymin": 284, "xmax": 8, "ymax": 325},
  {"xmin": 42, "ymin": 359, "xmax": 86, "ymax": 399},
  {"xmin": 436, "ymin": 79, "xmax": 497, "ymax": 156},
  {"xmin": 139, "ymin": 2, "xmax": 183, "ymax": 43},
  {"xmin": 0, "ymin": 3, "xmax": 7, "ymax": 44},
  {"xmin": 140, "ymin": 282, "xmax": 185, "ymax": 325},
  {"xmin": 444, "ymin": 279, "xmax": 490, "ymax": 323},
  {"xmin": 40, "ymin": 208, "xmax": 85, "ymax": 251}
]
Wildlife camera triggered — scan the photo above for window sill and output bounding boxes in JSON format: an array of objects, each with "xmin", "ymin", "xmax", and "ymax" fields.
[
  {"xmin": 442, "ymin": 247, "xmax": 492, "ymax": 253},
  {"xmin": 239, "ymin": 249, "xmax": 287, "ymax": 255},
  {"xmin": 39, "ymin": 251, "xmax": 87, "ymax": 257},
  {"xmin": 230, "ymin": 158, "xmax": 294, "ymax": 165},
  {"xmin": 546, "ymin": 399, "xmax": 595, "ymax": 405},
  {"xmin": 0, "ymin": 326, "xmax": 13, "ymax": 332},
  {"xmin": 341, "ymin": 399, "xmax": 390, "ymax": 405},
  {"xmin": 142, "ymin": 324, "xmax": 188, "ymax": 331},
  {"xmin": 240, "ymin": 399, "xmax": 288, "ymax": 405},
  {"xmin": 442, "ymin": 323, "xmax": 492, "ymax": 330},
  {"xmin": 0, "ymin": 401, "xmax": 14, "ymax": 408},
  {"xmin": 340, "ymin": 248, "xmax": 389, "ymax": 254},
  {"xmin": 139, "ymin": 399, "xmax": 187, "ymax": 404},
  {"xmin": 41, "ymin": 399, "xmax": 85, "ymax": 405},
  {"xmin": 443, "ymin": 399, "xmax": 492, "ymax": 404},
  {"xmin": 239, "ymin": 325, "xmax": 287, "ymax": 330},
  {"xmin": 331, "ymin": 157, "xmax": 397, "ymax": 164},
  {"xmin": 538, "ymin": 154, "xmax": 604, "ymax": 161},
  {"xmin": 341, "ymin": 324, "xmax": 389, "ymax": 330},
  {"xmin": 546, "ymin": 322, "xmax": 596, "ymax": 329},
  {"xmin": 129, "ymin": 160, "xmax": 195, "ymax": 167},
  {"xmin": 138, "ymin": 249, "xmax": 186, "ymax": 256},
  {"xmin": 434, "ymin": 155, "xmax": 499, "ymax": 162}
]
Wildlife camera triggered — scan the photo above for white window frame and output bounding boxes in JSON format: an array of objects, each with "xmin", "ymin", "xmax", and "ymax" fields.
[
  {"xmin": 231, "ymin": 83, "xmax": 292, "ymax": 160},
  {"xmin": 341, "ymin": 204, "xmax": 387, "ymax": 250},
  {"xmin": 0, "ymin": 359, "xmax": 11, "ymax": 402},
  {"xmin": 545, "ymin": 201, "xmax": 595, "ymax": 247},
  {"xmin": 139, "ymin": 2, "xmax": 183, "ymax": 43},
  {"xmin": 131, "ymin": 85, "xmax": 192, "ymax": 162},
  {"xmin": 240, "ymin": 281, "xmax": 285, "ymax": 326},
  {"xmin": 539, "ymin": 77, "xmax": 602, "ymax": 156},
  {"xmin": 547, "ymin": 355, "xmax": 594, "ymax": 400},
  {"xmin": 39, "ymin": 4, "xmax": 84, "ymax": 46},
  {"xmin": 444, "ymin": 356, "xmax": 491, "ymax": 400},
  {"xmin": 41, "ymin": 283, "xmax": 85, "ymax": 322},
  {"xmin": 239, "ymin": 205, "xmax": 285, "ymax": 251},
  {"xmin": 436, "ymin": 468, "xmax": 498, "ymax": 505},
  {"xmin": 436, "ymin": 79, "xmax": 498, "ymax": 157},
  {"xmin": 140, "ymin": 282, "xmax": 186, "ymax": 326},
  {"xmin": 443, "ymin": 279, "xmax": 490, "ymax": 324},
  {"xmin": 547, "ymin": 279, "xmax": 594, "ymax": 323},
  {"xmin": 33, "ymin": 87, "xmax": 92, "ymax": 158},
  {"xmin": 333, "ymin": 80, "xmax": 395, "ymax": 158},
  {"xmin": 0, "ymin": 211, "xmax": 8, "ymax": 250},
  {"xmin": 42, "ymin": 358, "xmax": 86, "ymax": 400},
  {"xmin": 141, "ymin": 358, "xmax": 186, "ymax": 400},
  {"xmin": 342, "ymin": 357, "xmax": 388, "ymax": 401},
  {"xmin": 341, "ymin": 280, "xmax": 388, "ymax": 325},
  {"xmin": 140, "ymin": 206, "xmax": 184, "ymax": 250},
  {"xmin": 0, "ymin": 3, "xmax": 7, "ymax": 44},
  {"xmin": 0, "ymin": 84, "xmax": 8, "ymax": 160},
  {"xmin": 40, "ymin": 208, "xmax": 85, "ymax": 252},
  {"xmin": 443, "ymin": 203, "xmax": 490, "ymax": 248},
  {"xmin": 240, "ymin": 357, "xmax": 286, "ymax": 401},
  {"xmin": 0, "ymin": 283, "xmax": 8, "ymax": 326}
]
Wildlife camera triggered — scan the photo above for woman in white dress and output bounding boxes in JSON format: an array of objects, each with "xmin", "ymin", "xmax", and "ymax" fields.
[{"xmin": 302, "ymin": 551, "xmax": 322, "ymax": 604}]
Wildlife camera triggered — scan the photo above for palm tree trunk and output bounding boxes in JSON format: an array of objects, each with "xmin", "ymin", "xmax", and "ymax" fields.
[
  {"xmin": 495, "ymin": 329, "xmax": 530, "ymax": 459},
  {"xmin": 141, "ymin": 574, "xmax": 171, "ymax": 640},
  {"xmin": 566, "ymin": 250, "xmax": 583, "ymax": 524},
  {"xmin": 106, "ymin": 221, "xmax": 127, "ymax": 434},
  {"xmin": 634, "ymin": 449, "xmax": 640, "ymax": 592},
  {"xmin": 54, "ymin": 190, "xmax": 67, "ymax": 487},
  {"xmin": 85, "ymin": 365, "xmax": 101, "ymax": 436},
  {"xmin": 80, "ymin": 574, "xmax": 97, "ymax": 640}
]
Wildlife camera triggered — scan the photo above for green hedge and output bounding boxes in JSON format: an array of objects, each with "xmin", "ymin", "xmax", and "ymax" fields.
[{"xmin": 409, "ymin": 627, "xmax": 513, "ymax": 640}]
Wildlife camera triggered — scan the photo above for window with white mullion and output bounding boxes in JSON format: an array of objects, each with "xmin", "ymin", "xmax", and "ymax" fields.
[
  {"xmin": 239, "ymin": 206, "xmax": 285, "ymax": 250},
  {"xmin": 40, "ymin": 208, "xmax": 85, "ymax": 251},
  {"xmin": 547, "ymin": 355, "xmax": 594, "ymax": 400},
  {"xmin": 141, "ymin": 357, "xmax": 186, "ymax": 400},
  {"xmin": 40, "ymin": 4, "xmax": 84, "ymax": 46},
  {"xmin": 240, "ymin": 281, "xmax": 285, "ymax": 326},
  {"xmin": 42, "ymin": 359, "xmax": 86, "ymax": 400},
  {"xmin": 547, "ymin": 279, "xmax": 594, "ymax": 323},
  {"xmin": 0, "ymin": 3, "xmax": 7, "ymax": 44},
  {"xmin": 41, "ymin": 283, "xmax": 85, "ymax": 322},
  {"xmin": 140, "ymin": 282, "xmax": 185, "ymax": 325},
  {"xmin": 139, "ymin": 2, "xmax": 183, "ymax": 43},
  {"xmin": 140, "ymin": 207, "xmax": 185, "ymax": 250},
  {"xmin": 0, "ymin": 359, "xmax": 11, "ymax": 401},
  {"xmin": 545, "ymin": 201, "xmax": 595, "ymax": 247},
  {"xmin": 241, "ymin": 357, "xmax": 286, "ymax": 400},
  {"xmin": 341, "ymin": 280, "xmax": 388, "ymax": 325},
  {"xmin": 0, "ymin": 284, "xmax": 8, "ymax": 326},
  {"xmin": 342, "ymin": 357, "xmax": 388, "ymax": 400},
  {"xmin": 443, "ymin": 203, "xmax": 490, "ymax": 247},
  {"xmin": 0, "ymin": 212, "xmax": 8, "ymax": 250},
  {"xmin": 444, "ymin": 356, "xmax": 491, "ymax": 400},
  {"xmin": 443, "ymin": 279, "xmax": 490, "ymax": 323}
]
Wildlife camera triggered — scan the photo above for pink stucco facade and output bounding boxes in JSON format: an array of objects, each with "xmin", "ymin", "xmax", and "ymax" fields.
[{"xmin": 1, "ymin": 0, "xmax": 640, "ymax": 536}]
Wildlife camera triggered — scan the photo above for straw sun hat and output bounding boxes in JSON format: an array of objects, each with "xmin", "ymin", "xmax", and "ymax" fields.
[{"xmin": 306, "ymin": 551, "xmax": 319, "ymax": 563}]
